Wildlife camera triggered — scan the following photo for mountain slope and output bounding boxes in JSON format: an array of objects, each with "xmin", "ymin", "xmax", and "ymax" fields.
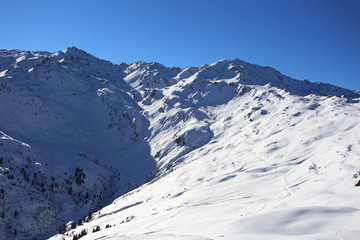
[
  {"xmin": 51, "ymin": 69, "xmax": 360, "ymax": 240},
  {"xmin": 0, "ymin": 47, "xmax": 359, "ymax": 240},
  {"xmin": 0, "ymin": 47, "xmax": 156, "ymax": 240}
]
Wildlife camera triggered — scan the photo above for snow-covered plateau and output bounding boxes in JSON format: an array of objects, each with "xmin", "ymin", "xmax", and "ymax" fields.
[{"xmin": 0, "ymin": 47, "xmax": 359, "ymax": 240}]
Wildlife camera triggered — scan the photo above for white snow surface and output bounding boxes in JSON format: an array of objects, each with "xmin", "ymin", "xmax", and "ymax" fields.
[{"xmin": 0, "ymin": 47, "xmax": 359, "ymax": 240}]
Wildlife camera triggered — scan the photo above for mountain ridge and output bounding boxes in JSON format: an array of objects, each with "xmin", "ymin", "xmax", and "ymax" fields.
[{"xmin": 1, "ymin": 47, "xmax": 358, "ymax": 96}]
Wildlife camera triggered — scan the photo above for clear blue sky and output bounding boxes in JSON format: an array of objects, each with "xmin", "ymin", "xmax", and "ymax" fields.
[{"xmin": 1, "ymin": 0, "xmax": 359, "ymax": 90}]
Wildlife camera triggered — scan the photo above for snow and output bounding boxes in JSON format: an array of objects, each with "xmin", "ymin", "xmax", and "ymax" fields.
[{"xmin": 0, "ymin": 47, "xmax": 359, "ymax": 240}]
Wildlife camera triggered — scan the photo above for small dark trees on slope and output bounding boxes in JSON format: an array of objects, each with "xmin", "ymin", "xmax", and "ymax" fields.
[
  {"xmin": 85, "ymin": 212, "xmax": 93, "ymax": 222},
  {"xmin": 72, "ymin": 229, "xmax": 87, "ymax": 240},
  {"xmin": 59, "ymin": 224, "xmax": 67, "ymax": 234},
  {"xmin": 75, "ymin": 168, "xmax": 86, "ymax": 186},
  {"xmin": 92, "ymin": 225, "xmax": 100, "ymax": 232},
  {"xmin": 80, "ymin": 229, "xmax": 87, "ymax": 237},
  {"xmin": 77, "ymin": 218, "xmax": 83, "ymax": 226},
  {"xmin": 71, "ymin": 221, "xmax": 77, "ymax": 229}
]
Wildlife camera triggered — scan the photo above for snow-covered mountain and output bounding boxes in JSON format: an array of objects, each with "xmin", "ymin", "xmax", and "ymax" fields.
[{"xmin": 1, "ymin": 47, "xmax": 359, "ymax": 240}]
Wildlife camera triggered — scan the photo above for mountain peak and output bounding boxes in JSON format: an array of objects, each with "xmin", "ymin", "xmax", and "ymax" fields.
[{"xmin": 61, "ymin": 46, "xmax": 92, "ymax": 58}]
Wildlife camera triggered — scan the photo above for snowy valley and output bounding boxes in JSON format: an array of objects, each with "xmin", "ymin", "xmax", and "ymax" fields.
[{"xmin": 0, "ymin": 47, "xmax": 359, "ymax": 240}]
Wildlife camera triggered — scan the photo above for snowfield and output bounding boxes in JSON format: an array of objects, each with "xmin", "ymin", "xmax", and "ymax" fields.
[{"xmin": 0, "ymin": 47, "xmax": 359, "ymax": 240}]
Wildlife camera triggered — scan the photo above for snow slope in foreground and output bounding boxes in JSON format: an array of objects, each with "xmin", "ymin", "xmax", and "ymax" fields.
[{"xmin": 50, "ymin": 74, "xmax": 360, "ymax": 240}]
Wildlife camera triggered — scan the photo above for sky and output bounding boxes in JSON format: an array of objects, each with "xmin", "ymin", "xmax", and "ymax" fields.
[{"xmin": 0, "ymin": 0, "xmax": 359, "ymax": 90}]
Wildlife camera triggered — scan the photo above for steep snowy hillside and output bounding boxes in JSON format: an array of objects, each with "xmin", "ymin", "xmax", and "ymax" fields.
[
  {"xmin": 50, "ymin": 55, "xmax": 360, "ymax": 240},
  {"xmin": 0, "ymin": 47, "xmax": 156, "ymax": 240},
  {"xmin": 1, "ymin": 47, "xmax": 359, "ymax": 240}
]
